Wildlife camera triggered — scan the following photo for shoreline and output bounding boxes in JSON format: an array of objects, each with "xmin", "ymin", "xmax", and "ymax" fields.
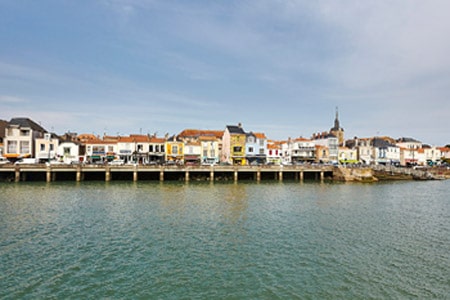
[{"xmin": 0, "ymin": 164, "xmax": 447, "ymax": 183}]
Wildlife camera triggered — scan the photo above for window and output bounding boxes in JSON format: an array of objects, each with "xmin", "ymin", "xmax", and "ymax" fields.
[
  {"xmin": 259, "ymin": 139, "xmax": 264, "ymax": 146},
  {"xmin": 233, "ymin": 146, "xmax": 242, "ymax": 153},
  {"xmin": 40, "ymin": 144, "xmax": 45, "ymax": 151},
  {"xmin": 269, "ymin": 150, "xmax": 272, "ymax": 155},
  {"xmin": 49, "ymin": 144, "xmax": 54, "ymax": 151},
  {"xmin": 248, "ymin": 147, "xmax": 254, "ymax": 153},
  {"xmin": 108, "ymin": 146, "xmax": 114, "ymax": 152},
  {"xmin": 172, "ymin": 145, "xmax": 178, "ymax": 154},
  {"xmin": 211, "ymin": 150, "xmax": 215, "ymax": 157},
  {"xmin": 259, "ymin": 149, "xmax": 264, "ymax": 155},
  {"xmin": 20, "ymin": 130, "xmax": 30, "ymax": 136},
  {"xmin": 64, "ymin": 147, "xmax": 71, "ymax": 155},
  {"xmin": 203, "ymin": 149, "xmax": 208, "ymax": 157},
  {"xmin": 161, "ymin": 145, "xmax": 164, "ymax": 152},
  {"xmin": 20, "ymin": 141, "xmax": 30, "ymax": 153},
  {"xmin": 8, "ymin": 141, "xmax": 18, "ymax": 153},
  {"xmin": 137, "ymin": 144, "xmax": 143, "ymax": 151},
  {"xmin": 149, "ymin": 145, "xmax": 154, "ymax": 152}
]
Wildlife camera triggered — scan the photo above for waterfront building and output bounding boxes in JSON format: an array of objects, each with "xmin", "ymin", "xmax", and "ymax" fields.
[
  {"xmin": 165, "ymin": 135, "xmax": 184, "ymax": 164},
  {"xmin": 199, "ymin": 135, "xmax": 220, "ymax": 165},
  {"xmin": 245, "ymin": 132, "xmax": 267, "ymax": 165},
  {"xmin": 178, "ymin": 129, "xmax": 223, "ymax": 165},
  {"xmin": 35, "ymin": 133, "xmax": 60, "ymax": 162},
  {"xmin": 222, "ymin": 124, "xmax": 246, "ymax": 165},
  {"xmin": 266, "ymin": 140, "xmax": 282, "ymax": 165},
  {"xmin": 315, "ymin": 144, "xmax": 330, "ymax": 163},
  {"xmin": 0, "ymin": 119, "xmax": 8, "ymax": 157},
  {"xmin": 370, "ymin": 137, "xmax": 400, "ymax": 165},
  {"xmin": 57, "ymin": 140, "xmax": 81, "ymax": 164},
  {"xmin": 439, "ymin": 147, "xmax": 450, "ymax": 163},
  {"xmin": 397, "ymin": 137, "xmax": 422, "ymax": 166},
  {"xmin": 418, "ymin": 145, "xmax": 443, "ymax": 166},
  {"xmin": 338, "ymin": 146, "xmax": 358, "ymax": 164},
  {"xmin": 280, "ymin": 140, "xmax": 291, "ymax": 164},
  {"xmin": 291, "ymin": 137, "xmax": 316, "ymax": 164},
  {"xmin": 85, "ymin": 138, "xmax": 118, "ymax": 163},
  {"xmin": 312, "ymin": 132, "xmax": 338, "ymax": 163},
  {"xmin": 184, "ymin": 141, "xmax": 202, "ymax": 165},
  {"xmin": 147, "ymin": 136, "xmax": 166, "ymax": 164},
  {"xmin": 347, "ymin": 137, "xmax": 372, "ymax": 164},
  {"xmin": 3, "ymin": 117, "xmax": 47, "ymax": 160}
]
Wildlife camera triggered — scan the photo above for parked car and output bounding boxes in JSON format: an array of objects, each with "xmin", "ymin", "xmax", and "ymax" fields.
[
  {"xmin": 109, "ymin": 159, "xmax": 125, "ymax": 165},
  {"xmin": 0, "ymin": 157, "xmax": 11, "ymax": 165},
  {"xmin": 14, "ymin": 158, "xmax": 39, "ymax": 165}
]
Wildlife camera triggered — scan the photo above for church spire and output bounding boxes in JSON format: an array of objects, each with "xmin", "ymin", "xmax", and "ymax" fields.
[{"xmin": 334, "ymin": 106, "xmax": 340, "ymax": 130}]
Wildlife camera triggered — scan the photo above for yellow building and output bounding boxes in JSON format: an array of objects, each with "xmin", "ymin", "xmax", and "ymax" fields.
[
  {"xmin": 165, "ymin": 136, "xmax": 184, "ymax": 164},
  {"xmin": 222, "ymin": 124, "xmax": 246, "ymax": 165}
]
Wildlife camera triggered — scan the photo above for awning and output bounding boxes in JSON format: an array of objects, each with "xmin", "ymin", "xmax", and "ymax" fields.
[
  {"xmin": 3, "ymin": 153, "xmax": 20, "ymax": 158},
  {"xmin": 340, "ymin": 159, "xmax": 359, "ymax": 163},
  {"xmin": 184, "ymin": 155, "xmax": 200, "ymax": 160},
  {"xmin": 90, "ymin": 155, "xmax": 101, "ymax": 159}
]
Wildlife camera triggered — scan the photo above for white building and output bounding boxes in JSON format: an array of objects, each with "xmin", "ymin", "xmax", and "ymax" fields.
[
  {"xmin": 3, "ymin": 118, "xmax": 47, "ymax": 160},
  {"xmin": 35, "ymin": 133, "xmax": 60, "ymax": 162},
  {"xmin": 57, "ymin": 141, "xmax": 80, "ymax": 164}
]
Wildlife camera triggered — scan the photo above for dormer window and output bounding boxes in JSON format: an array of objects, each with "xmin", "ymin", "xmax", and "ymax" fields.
[{"xmin": 20, "ymin": 129, "xmax": 30, "ymax": 136}]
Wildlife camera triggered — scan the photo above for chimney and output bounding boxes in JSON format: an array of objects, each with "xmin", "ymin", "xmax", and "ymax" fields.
[{"xmin": 238, "ymin": 122, "xmax": 242, "ymax": 128}]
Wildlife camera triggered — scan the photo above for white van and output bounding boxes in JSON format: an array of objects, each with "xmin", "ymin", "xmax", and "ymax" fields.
[{"xmin": 14, "ymin": 158, "xmax": 39, "ymax": 165}]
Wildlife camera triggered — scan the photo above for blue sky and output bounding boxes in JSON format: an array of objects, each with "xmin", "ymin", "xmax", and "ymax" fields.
[{"xmin": 1, "ymin": 0, "xmax": 449, "ymax": 145}]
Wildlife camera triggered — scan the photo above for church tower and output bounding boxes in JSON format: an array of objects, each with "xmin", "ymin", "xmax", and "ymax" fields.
[{"xmin": 330, "ymin": 107, "xmax": 345, "ymax": 146}]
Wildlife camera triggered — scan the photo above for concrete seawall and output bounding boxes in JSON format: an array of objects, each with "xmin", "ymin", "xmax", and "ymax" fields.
[
  {"xmin": 0, "ymin": 164, "xmax": 334, "ymax": 183},
  {"xmin": 1, "ymin": 164, "xmax": 445, "ymax": 183}
]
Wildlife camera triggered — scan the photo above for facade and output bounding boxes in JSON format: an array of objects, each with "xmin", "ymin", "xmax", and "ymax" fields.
[
  {"xmin": 291, "ymin": 137, "xmax": 315, "ymax": 163},
  {"xmin": 57, "ymin": 141, "xmax": 80, "ymax": 164},
  {"xmin": 200, "ymin": 136, "xmax": 220, "ymax": 165},
  {"xmin": 85, "ymin": 139, "xmax": 117, "ymax": 163},
  {"xmin": 147, "ymin": 137, "xmax": 165, "ymax": 164},
  {"xmin": 222, "ymin": 124, "xmax": 246, "ymax": 165},
  {"xmin": 184, "ymin": 141, "xmax": 202, "ymax": 165},
  {"xmin": 165, "ymin": 136, "xmax": 184, "ymax": 164},
  {"xmin": 266, "ymin": 141, "xmax": 282, "ymax": 165},
  {"xmin": 440, "ymin": 147, "xmax": 450, "ymax": 163},
  {"xmin": 416, "ymin": 145, "xmax": 442, "ymax": 166},
  {"xmin": 245, "ymin": 132, "xmax": 267, "ymax": 165},
  {"xmin": 338, "ymin": 147, "xmax": 358, "ymax": 164},
  {"xmin": 178, "ymin": 129, "xmax": 223, "ymax": 165},
  {"xmin": 3, "ymin": 118, "xmax": 47, "ymax": 160},
  {"xmin": 312, "ymin": 132, "xmax": 338, "ymax": 163},
  {"xmin": 0, "ymin": 119, "xmax": 7, "ymax": 157},
  {"xmin": 397, "ymin": 137, "xmax": 422, "ymax": 166},
  {"xmin": 315, "ymin": 145, "xmax": 329, "ymax": 163},
  {"xmin": 35, "ymin": 133, "xmax": 60, "ymax": 162},
  {"xmin": 347, "ymin": 137, "xmax": 372, "ymax": 164},
  {"xmin": 372, "ymin": 138, "xmax": 400, "ymax": 165}
]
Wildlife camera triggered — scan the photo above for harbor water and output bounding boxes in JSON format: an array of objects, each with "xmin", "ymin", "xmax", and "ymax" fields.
[{"xmin": 1, "ymin": 181, "xmax": 449, "ymax": 299}]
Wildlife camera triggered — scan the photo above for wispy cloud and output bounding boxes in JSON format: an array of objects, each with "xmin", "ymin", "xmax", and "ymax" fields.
[{"xmin": 0, "ymin": 95, "xmax": 27, "ymax": 104}]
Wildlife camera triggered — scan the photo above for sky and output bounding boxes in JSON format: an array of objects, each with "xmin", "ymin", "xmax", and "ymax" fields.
[{"xmin": 1, "ymin": 0, "xmax": 449, "ymax": 145}]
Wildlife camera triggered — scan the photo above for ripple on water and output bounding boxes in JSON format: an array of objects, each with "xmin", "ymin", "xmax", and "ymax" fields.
[{"xmin": 0, "ymin": 181, "xmax": 449, "ymax": 298}]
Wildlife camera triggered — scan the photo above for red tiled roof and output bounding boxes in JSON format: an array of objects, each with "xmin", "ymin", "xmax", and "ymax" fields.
[
  {"xmin": 254, "ymin": 132, "xmax": 267, "ymax": 139},
  {"xmin": 178, "ymin": 129, "xmax": 224, "ymax": 139}
]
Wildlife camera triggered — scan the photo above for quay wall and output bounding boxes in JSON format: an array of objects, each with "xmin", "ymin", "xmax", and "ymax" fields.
[
  {"xmin": 0, "ymin": 165, "xmax": 334, "ymax": 183},
  {"xmin": 2, "ymin": 164, "xmax": 445, "ymax": 183}
]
